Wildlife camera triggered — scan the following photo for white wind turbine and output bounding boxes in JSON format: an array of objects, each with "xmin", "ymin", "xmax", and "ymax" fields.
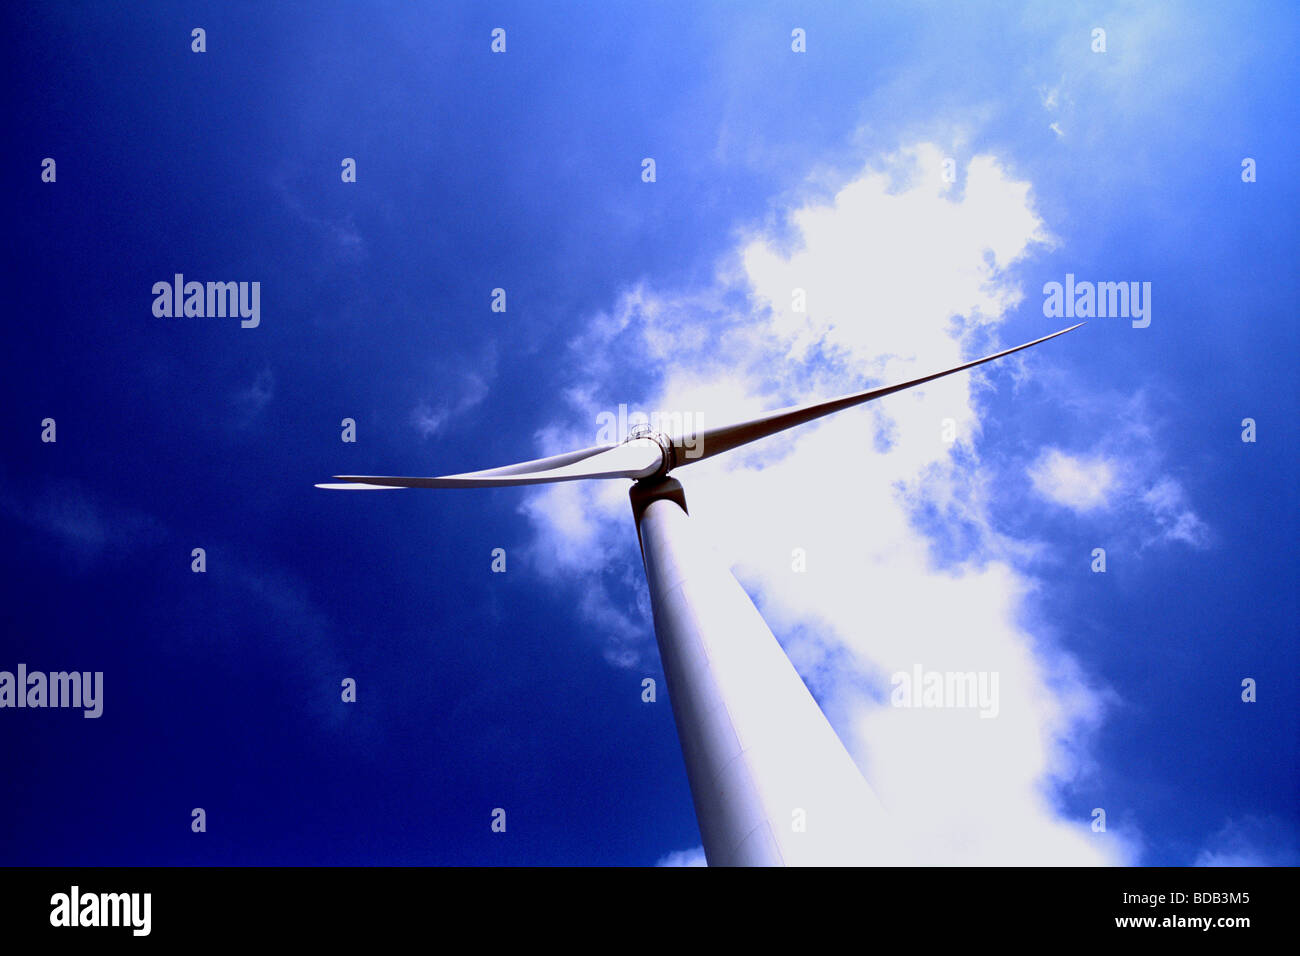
[{"xmin": 319, "ymin": 322, "xmax": 1083, "ymax": 865}]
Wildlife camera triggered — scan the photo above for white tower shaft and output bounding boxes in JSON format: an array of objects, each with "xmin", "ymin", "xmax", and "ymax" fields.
[{"xmin": 634, "ymin": 484, "xmax": 902, "ymax": 866}]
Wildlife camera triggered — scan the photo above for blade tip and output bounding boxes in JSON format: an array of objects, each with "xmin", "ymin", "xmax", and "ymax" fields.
[{"xmin": 315, "ymin": 481, "xmax": 402, "ymax": 490}]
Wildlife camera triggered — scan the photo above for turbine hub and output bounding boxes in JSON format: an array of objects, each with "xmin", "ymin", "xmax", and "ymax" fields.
[{"xmin": 625, "ymin": 424, "xmax": 673, "ymax": 480}]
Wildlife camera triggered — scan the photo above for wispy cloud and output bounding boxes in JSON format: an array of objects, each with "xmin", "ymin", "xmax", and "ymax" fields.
[
  {"xmin": 1, "ymin": 480, "xmax": 166, "ymax": 569},
  {"xmin": 1193, "ymin": 816, "xmax": 1298, "ymax": 867},
  {"xmin": 231, "ymin": 366, "xmax": 275, "ymax": 427},
  {"xmin": 656, "ymin": 846, "xmax": 707, "ymax": 867},
  {"xmin": 169, "ymin": 545, "xmax": 363, "ymax": 735},
  {"xmin": 1142, "ymin": 477, "xmax": 1209, "ymax": 548},
  {"xmin": 272, "ymin": 166, "xmax": 365, "ymax": 261},
  {"xmin": 1024, "ymin": 393, "xmax": 1210, "ymax": 550},
  {"xmin": 410, "ymin": 351, "xmax": 496, "ymax": 440}
]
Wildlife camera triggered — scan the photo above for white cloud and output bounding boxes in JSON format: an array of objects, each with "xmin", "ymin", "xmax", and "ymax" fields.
[
  {"xmin": 656, "ymin": 846, "xmax": 707, "ymax": 867},
  {"xmin": 1028, "ymin": 448, "xmax": 1117, "ymax": 513},
  {"xmin": 1024, "ymin": 403, "xmax": 1210, "ymax": 550},
  {"xmin": 521, "ymin": 144, "xmax": 1138, "ymax": 864}
]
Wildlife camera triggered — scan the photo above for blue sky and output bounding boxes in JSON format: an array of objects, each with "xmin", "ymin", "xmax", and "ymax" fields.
[{"xmin": 2, "ymin": 1, "xmax": 1296, "ymax": 865}]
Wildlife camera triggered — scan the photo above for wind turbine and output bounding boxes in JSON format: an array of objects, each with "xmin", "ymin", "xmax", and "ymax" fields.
[{"xmin": 318, "ymin": 322, "xmax": 1084, "ymax": 866}]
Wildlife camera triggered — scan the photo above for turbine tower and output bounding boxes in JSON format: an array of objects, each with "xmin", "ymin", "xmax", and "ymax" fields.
[{"xmin": 319, "ymin": 323, "xmax": 1083, "ymax": 865}]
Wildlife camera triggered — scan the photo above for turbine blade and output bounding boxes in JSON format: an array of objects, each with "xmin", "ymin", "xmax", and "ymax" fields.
[
  {"xmin": 314, "ymin": 482, "xmax": 404, "ymax": 490},
  {"xmin": 671, "ymin": 323, "xmax": 1084, "ymax": 467},
  {"xmin": 318, "ymin": 436, "xmax": 665, "ymax": 489}
]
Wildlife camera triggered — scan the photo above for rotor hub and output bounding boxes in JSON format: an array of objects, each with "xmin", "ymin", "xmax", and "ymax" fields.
[{"xmin": 625, "ymin": 425, "xmax": 674, "ymax": 481}]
